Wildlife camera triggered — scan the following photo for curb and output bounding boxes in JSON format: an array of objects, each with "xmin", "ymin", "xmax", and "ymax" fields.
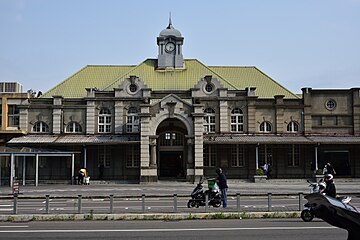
[{"xmin": 0, "ymin": 211, "xmax": 301, "ymax": 222}]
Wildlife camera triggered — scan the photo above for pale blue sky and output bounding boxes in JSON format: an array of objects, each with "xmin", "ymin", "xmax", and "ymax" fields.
[{"xmin": 1, "ymin": 0, "xmax": 359, "ymax": 94}]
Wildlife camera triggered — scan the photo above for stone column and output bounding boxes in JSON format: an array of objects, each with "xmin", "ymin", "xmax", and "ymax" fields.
[
  {"xmin": 149, "ymin": 137, "xmax": 157, "ymax": 167},
  {"xmin": 192, "ymin": 104, "xmax": 204, "ymax": 181},
  {"xmin": 275, "ymin": 95, "xmax": 284, "ymax": 134},
  {"xmin": 186, "ymin": 136, "xmax": 194, "ymax": 182},
  {"xmin": 219, "ymin": 100, "xmax": 228, "ymax": 133},
  {"xmin": 52, "ymin": 96, "xmax": 63, "ymax": 134},
  {"xmin": 114, "ymin": 101, "xmax": 124, "ymax": 134}
]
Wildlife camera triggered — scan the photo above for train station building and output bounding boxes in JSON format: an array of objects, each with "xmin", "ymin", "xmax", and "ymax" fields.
[{"xmin": 2, "ymin": 20, "xmax": 360, "ymax": 185}]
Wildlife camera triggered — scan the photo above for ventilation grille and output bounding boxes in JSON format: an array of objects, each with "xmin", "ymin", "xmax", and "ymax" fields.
[{"xmin": 0, "ymin": 82, "xmax": 23, "ymax": 93}]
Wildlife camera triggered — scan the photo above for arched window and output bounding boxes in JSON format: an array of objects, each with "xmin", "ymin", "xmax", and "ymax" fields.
[
  {"xmin": 287, "ymin": 121, "xmax": 299, "ymax": 133},
  {"xmin": 203, "ymin": 108, "xmax": 215, "ymax": 133},
  {"xmin": 33, "ymin": 121, "xmax": 49, "ymax": 133},
  {"xmin": 259, "ymin": 121, "xmax": 272, "ymax": 133},
  {"xmin": 231, "ymin": 108, "xmax": 244, "ymax": 132},
  {"xmin": 126, "ymin": 107, "xmax": 139, "ymax": 133},
  {"xmin": 98, "ymin": 107, "xmax": 111, "ymax": 133},
  {"xmin": 66, "ymin": 122, "xmax": 82, "ymax": 133}
]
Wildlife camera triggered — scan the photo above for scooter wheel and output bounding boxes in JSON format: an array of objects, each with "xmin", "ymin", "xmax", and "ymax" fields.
[
  {"xmin": 301, "ymin": 209, "xmax": 314, "ymax": 222},
  {"xmin": 187, "ymin": 200, "xmax": 198, "ymax": 208}
]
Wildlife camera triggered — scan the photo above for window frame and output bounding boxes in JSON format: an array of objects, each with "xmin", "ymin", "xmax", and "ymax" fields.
[
  {"xmin": 126, "ymin": 107, "xmax": 139, "ymax": 133},
  {"xmin": 32, "ymin": 121, "xmax": 50, "ymax": 133},
  {"xmin": 65, "ymin": 121, "xmax": 82, "ymax": 133},
  {"xmin": 259, "ymin": 121, "xmax": 272, "ymax": 133},
  {"xmin": 98, "ymin": 107, "xmax": 112, "ymax": 133},
  {"xmin": 230, "ymin": 108, "xmax": 244, "ymax": 132},
  {"xmin": 286, "ymin": 121, "xmax": 299, "ymax": 133},
  {"xmin": 203, "ymin": 108, "xmax": 216, "ymax": 133}
]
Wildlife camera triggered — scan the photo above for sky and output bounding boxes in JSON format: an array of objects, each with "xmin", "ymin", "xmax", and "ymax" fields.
[{"xmin": 0, "ymin": 0, "xmax": 359, "ymax": 94}]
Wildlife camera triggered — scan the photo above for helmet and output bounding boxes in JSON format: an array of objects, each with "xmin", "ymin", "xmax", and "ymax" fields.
[
  {"xmin": 216, "ymin": 168, "xmax": 222, "ymax": 175},
  {"xmin": 324, "ymin": 174, "xmax": 334, "ymax": 182}
]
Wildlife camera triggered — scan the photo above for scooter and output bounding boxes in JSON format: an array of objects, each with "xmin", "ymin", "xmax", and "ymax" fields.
[
  {"xmin": 301, "ymin": 179, "xmax": 352, "ymax": 222},
  {"xmin": 187, "ymin": 177, "xmax": 222, "ymax": 208},
  {"xmin": 301, "ymin": 179, "xmax": 326, "ymax": 221},
  {"xmin": 305, "ymin": 193, "xmax": 360, "ymax": 240}
]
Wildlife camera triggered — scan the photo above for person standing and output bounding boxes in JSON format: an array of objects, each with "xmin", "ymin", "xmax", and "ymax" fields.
[
  {"xmin": 216, "ymin": 168, "xmax": 228, "ymax": 208},
  {"xmin": 326, "ymin": 162, "xmax": 336, "ymax": 176}
]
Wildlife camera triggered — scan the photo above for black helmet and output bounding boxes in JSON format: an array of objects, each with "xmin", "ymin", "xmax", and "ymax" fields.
[{"xmin": 216, "ymin": 168, "xmax": 222, "ymax": 175}]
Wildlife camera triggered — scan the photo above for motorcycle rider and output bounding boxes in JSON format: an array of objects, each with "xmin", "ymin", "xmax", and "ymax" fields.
[
  {"xmin": 321, "ymin": 174, "xmax": 336, "ymax": 198},
  {"xmin": 216, "ymin": 168, "xmax": 228, "ymax": 208}
]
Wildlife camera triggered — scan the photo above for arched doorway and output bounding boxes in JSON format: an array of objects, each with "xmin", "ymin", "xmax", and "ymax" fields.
[{"xmin": 156, "ymin": 119, "xmax": 187, "ymax": 179}]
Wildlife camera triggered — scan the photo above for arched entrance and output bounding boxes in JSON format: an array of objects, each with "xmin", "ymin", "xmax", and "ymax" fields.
[{"xmin": 156, "ymin": 119, "xmax": 187, "ymax": 179}]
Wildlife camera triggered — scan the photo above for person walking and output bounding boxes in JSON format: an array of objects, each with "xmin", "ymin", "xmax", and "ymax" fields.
[{"xmin": 216, "ymin": 168, "xmax": 228, "ymax": 208}]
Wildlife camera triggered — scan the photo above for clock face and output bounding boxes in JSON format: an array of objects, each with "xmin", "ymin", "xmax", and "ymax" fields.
[{"xmin": 165, "ymin": 42, "xmax": 175, "ymax": 52}]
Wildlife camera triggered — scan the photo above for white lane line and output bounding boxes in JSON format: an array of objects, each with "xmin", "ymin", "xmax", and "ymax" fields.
[
  {"xmin": 0, "ymin": 226, "xmax": 336, "ymax": 233},
  {"xmin": 0, "ymin": 226, "xmax": 28, "ymax": 228}
]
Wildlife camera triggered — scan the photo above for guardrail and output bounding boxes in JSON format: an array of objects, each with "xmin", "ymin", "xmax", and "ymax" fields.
[{"xmin": 2, "ymin": 192, "xmax": 359, "ymax": 215}]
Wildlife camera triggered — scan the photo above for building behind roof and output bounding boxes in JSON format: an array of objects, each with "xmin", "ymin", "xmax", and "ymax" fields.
[{"xmin": 2, "ymin": 20, "xmax": 360, "ymax": 185}]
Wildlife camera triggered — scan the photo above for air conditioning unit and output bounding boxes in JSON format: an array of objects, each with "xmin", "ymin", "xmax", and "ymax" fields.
[{"xmin": 0, "ymin": 82, "xmax": 23, "ymax": 93}]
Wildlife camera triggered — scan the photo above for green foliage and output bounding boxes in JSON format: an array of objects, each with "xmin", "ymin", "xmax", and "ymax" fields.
[{"xmin": 256, "ymin": 168, "xmax": 264, "ymax": 175}]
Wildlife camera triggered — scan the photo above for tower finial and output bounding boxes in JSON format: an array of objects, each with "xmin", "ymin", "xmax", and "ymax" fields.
[{"xmin": 167, "ymin": 12, "xmax": 173, "ymax": 29}]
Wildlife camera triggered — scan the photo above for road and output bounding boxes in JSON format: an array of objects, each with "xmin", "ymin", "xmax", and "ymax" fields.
[{"xmin": 0, "ymin": 219, "xmax": 348, "ymax": 240}]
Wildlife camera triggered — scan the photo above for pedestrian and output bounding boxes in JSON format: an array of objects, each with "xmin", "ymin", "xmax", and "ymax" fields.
[
  {"xmin": 326, "ymin": 162, "xmax": 336, "ymax": 176},
  {"xmin": 78, "ymin": 168, "xmax": 87, "ymax": 185},
  {"xmin": 216, "ymin": 168, "xmax": 228, "ymax": 208},
  {"xmin": 322, "ymin": 164, "xmax": 328, "ymax": 175},
  {"xmin": 98, "ymin": 162, "xmax": 104, "ymax": 180},
  {"xmin": 262, "ymin": 162, "xmax": 268, "ymax": 176},
  {"xmin": 266, "ymin": 163, "xmax": 272, "ymax": 179}
]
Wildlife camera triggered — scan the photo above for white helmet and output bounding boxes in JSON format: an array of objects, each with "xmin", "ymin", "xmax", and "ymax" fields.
[{"xmin": 324, "ymin": 174, "xmax": 334, "ymax": 182}]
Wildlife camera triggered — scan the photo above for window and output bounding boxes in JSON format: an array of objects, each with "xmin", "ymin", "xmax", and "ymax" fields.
[
  {"xmin": 203, "ymin": 145, "xmax": 216, "ymax": 167},
  {"xmin": 98, "ymin": 108, "xmax": 111, "ymax": 133},
  {"xmin": 205, "ymin": 83, "xmax": 214, "ymax": 93},
  {"xmin": 99, "ymin": 151, "xmax": 111, "ymax": 168},
  {"xmin": 259, "ymin": 145, "xmax": 272, "ymax": 165},
  {"xmin": 126, "ymin": 107, "xmax": 139, "ymax": 133},
  {"xmin": 129, "ymin": 83, "xmax": 138, "ymax": 93},
  {"xmin": 231, "ymin": 145, "xmax": 245, "ymax": 167},
  {"xmin": 126, "ymin": 145, "xmax": 140, "ymax": 167},
  {"xmin": 259, "ymin": 121, "xmax": 272, "ymax": 133},
  {"xmin": 159, "ymin": 132, "xmax": 184, "ymax": 146},
  {"xmin": 66, "ymin": 122, "xmax": 82, "ymax": 133},
  {"xmin": 231, "ymin": 108, "xmax": 244, "ymax": 132},
  {"xmin": 325, "ymin": 99, "xmax": 336, "ymax": 111},
  {"xmin": 7, "ymin": 105, "xmax": 19, "ymax": 127},
  {"xmin": 288, "ymin": 144, "xmax": 300, "ymax": 166},
  {"xmin": 287, "ymin": 121, "xmax": 299, "ymax": 133},
  {"xmin": 204, "ymin": 108, "xmax": 215, "ymax": 133},
  {"xmin": 33, "ymin": 121, "xmax": 49, "ymax": 133}
]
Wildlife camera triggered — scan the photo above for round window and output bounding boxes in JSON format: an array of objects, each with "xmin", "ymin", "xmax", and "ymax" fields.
[
  {"xmin": 325, "ymin": 99, "xmax": 336, "ymax": 111},
  {"xmin": 129, "ymin": 83, "xmax": 138, "ymax": 93},
  {"xmin": 205, "ymin": 83, "xmax": 214, "ymax": 93}
]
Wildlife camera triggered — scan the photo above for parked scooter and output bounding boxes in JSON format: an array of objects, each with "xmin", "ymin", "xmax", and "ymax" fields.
[
  {"xmin": 187, "ymin": 177, "xmax": 222, "ymax": 208},
  {"xmin": 301, "ymin": 179, "xmax": 352, "ymax": 222},
  {"xmin": 305, "ymin": 193, "xmax": 360, "ymax": 240}
]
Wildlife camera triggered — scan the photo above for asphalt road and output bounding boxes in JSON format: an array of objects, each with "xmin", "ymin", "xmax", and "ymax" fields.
[{"xmin": 0, "ymin": 219, "xmax": 348, "ymax": 240}]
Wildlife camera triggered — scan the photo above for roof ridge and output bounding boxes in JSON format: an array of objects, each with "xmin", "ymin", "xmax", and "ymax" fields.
[
  {"xmin": 194, "ymin": 59, "xmax": 239, "ymax": 90},
  {"xmin": 101, "ymin": 59, "xmax": 152, "ymax": 91}
]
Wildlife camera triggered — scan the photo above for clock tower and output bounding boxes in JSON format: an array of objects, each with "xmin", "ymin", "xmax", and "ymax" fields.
[{"xmin": 157, "ymin": 17, "xmax": 184, "ymax": 69}]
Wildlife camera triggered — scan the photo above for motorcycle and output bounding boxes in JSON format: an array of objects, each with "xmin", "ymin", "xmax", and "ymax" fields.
[
  {"xmin": 305, "ymin": 193, "xmax": 360, "ymax": 240},
  {"xmin": 301, "ymin": 179, "xmax": 352, "ymax": 222},
  {"xmin": 187, "ymin": 177, "xmax": 222, "ymax": 208}
]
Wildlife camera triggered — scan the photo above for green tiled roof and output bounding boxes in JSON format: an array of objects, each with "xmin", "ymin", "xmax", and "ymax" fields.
[{"xmin": 42, "ymin": 59, "xmax": 299, "ymax": 99}]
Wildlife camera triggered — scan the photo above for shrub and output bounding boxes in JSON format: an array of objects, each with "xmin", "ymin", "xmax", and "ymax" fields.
[{"xmin": 256, "ymin": 168, "xmax": 264, "ymax": 175}]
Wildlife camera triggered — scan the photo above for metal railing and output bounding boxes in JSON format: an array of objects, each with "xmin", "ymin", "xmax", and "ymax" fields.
[{"xmin": 2, "ymin": 192, "xmax": 344, "ymax": 215}]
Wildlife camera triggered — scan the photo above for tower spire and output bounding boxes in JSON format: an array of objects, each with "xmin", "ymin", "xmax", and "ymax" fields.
[{"xmin": 167, "ymin": 12, "xmax": 173, "ymax": 29}]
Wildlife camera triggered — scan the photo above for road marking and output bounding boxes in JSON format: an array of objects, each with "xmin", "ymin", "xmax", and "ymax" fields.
[
  {"xmin": 0, "ymin": 226, "xmax": 28, "ymax": 228},
  {"xmin": 0, "ymin": 226, "xmax": 337, "ymax": 233}
]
